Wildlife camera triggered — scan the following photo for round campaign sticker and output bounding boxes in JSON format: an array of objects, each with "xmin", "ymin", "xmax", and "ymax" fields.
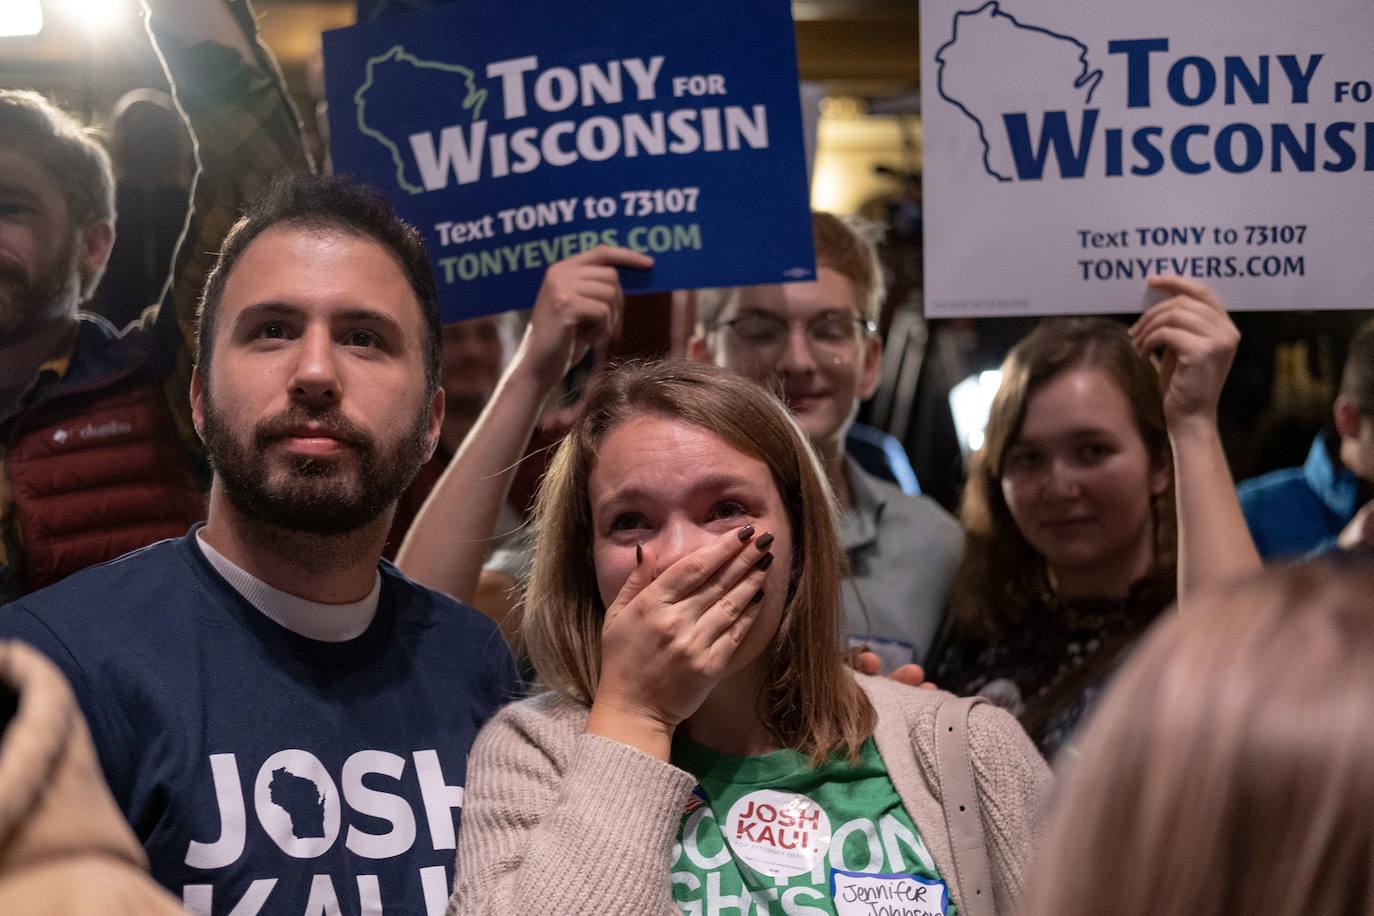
[{"xmin": 724, "ymin": 789, "xmax": 832, "ymax": 878}]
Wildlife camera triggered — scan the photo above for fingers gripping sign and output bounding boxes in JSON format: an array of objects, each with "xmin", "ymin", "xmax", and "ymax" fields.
[
  {"xmin": 1130, "ymin": 275, "xmax": 1241, "ymax": 429},
  {"xmin": 519, "ymin": 245, "xmax": 654, "ymax": 391},
  {"xmin": 588, "ymin": 526, "xmax": 774, "ymax": 759}
]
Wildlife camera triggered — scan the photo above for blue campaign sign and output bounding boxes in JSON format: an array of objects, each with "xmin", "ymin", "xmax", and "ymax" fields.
[{"xmin": 323, "ymin": 0, "xmax": 815, "ymax": 321}]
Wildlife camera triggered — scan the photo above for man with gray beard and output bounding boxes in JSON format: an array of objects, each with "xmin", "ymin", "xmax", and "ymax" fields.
[{"xmin": 0, "ymin": 0, "xmax": 308, "ymax": 600}]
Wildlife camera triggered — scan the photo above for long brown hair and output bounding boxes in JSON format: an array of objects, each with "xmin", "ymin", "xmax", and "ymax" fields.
[
  {"xmin": 1021, "ymin": 562, "xmax": 1374, "ymax": 916},
  {"xmin": 522, "ymin": 359, "xmax": 876, "ymax": 762},
  {"xmin": 950, "ymin": 318, "xmax": 1176, "ymax": 637}
]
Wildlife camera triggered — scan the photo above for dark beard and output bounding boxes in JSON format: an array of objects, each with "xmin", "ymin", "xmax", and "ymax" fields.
[{"xmin": 200, "ymin": 393, "xmax": 432, "ymax": 536}]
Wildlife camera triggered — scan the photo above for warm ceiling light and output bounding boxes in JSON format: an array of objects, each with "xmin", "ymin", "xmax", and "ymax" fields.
[
  {"xmin": 52, "ymin": 0, "xmax": 130, "ymax": 34},
  {"xmin": 0, "ymin": 0, "xmax": 44, "ymax": 37}
]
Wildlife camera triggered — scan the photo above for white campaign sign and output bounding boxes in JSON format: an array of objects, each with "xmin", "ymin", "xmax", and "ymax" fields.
[{"xmin": 919, "ymin": 0, "xmax": 1374, "ymax": 316}]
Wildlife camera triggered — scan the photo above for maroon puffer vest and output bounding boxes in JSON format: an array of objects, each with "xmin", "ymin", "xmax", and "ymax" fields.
[{"xmin": 8, "ymin": 377, "xmax": 207, "ymax": 595}]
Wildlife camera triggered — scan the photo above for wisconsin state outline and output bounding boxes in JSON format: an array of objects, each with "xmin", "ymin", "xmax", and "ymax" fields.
[
  {"xmin": 936, "ymin": 2, "xmax": 1103, "ymax": 181},
  {"xmin": 354, "ymin": 45, "xmax": 488, "ymax": 194}
]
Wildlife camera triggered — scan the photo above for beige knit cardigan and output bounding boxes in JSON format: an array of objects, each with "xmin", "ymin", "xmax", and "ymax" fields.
[{"xmin": 450, "ymin": 674, "xmax": 1051, "ymax": 915}]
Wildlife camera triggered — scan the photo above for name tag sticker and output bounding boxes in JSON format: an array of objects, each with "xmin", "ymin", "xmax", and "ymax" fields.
[{"xmin": 830, "ymin": 869, "xmax": 949, "ymax": 916}]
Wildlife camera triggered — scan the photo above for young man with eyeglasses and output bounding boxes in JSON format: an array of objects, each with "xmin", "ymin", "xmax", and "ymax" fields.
[{"xmin": 689, "ymin": 212, "xmax": 962, "ymax": 672}]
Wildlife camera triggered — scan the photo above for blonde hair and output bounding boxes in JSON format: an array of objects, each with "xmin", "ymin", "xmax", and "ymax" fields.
[
  {"xmin": 696, "ymin": 211, "xmax": 885, "ymax": 329},
  {"xmin": 522, "ymin": 359, "xmax": 876, "ymax": 763},
  {"xmin": 1021, "ymin": 561, "xmax": 1374, "ymax": 916}
]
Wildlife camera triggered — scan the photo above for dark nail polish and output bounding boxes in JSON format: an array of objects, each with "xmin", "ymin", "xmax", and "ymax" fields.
[
  {"xmin": 755, "ymin": 532, "xmax": 775, "ymax": 551},
  {"xmin": 737, "ymin": 525, "xmax": 755, "ymax": 542},
  {"xmin": 751, "ymin": 589, "xmax": 765, "ymax": 604},
  {"xmin": 756, "ymin": 552, "xmax": 774, "ymax": 571},
  {"xmin": 636, "ymin": 543, "xmax": 643, "ymax": 566}
]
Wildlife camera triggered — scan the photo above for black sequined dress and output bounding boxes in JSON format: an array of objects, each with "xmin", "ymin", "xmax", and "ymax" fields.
[{"xmin": 935, "ymin": 574, "xmax": 1175, "ymax": 759}]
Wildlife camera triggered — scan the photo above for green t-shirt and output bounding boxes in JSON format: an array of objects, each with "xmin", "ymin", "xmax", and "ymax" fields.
[{"xmin": 669, "ymin": 736, "xmax": 955, "ymax": 916}]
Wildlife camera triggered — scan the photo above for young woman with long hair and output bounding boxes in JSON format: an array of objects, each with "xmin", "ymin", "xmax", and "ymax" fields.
[
  {"xmin": 935, "ymin": 276, "xmax": 1257, "ymax": 757},
  {"xmin": 449, "ymin": 360, "xmax": 1050, "ymax": 915}
]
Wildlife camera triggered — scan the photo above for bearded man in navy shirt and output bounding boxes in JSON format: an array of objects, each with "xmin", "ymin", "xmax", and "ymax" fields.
[{"xmin": 0, "ymin": 174, "xmax": 519, "ymax": 915}]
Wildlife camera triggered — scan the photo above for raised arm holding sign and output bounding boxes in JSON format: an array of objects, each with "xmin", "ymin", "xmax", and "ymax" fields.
[
  {"xmin": 1131, "ymin": 275, "xmax": 1260, "ymax": 599},
  {"xmin": 396, "ymin": 246, "xmax": 651, "ymax": 616}
]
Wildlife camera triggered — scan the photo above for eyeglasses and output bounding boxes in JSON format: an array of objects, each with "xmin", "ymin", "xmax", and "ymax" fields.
[{"xmin": 712, "ymin": 312, "xmax": 876, "ymax": 354}]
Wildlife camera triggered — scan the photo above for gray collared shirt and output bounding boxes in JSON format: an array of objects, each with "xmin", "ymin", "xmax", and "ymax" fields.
[{"xmin": 837, "ymin": 457, "xmax": 964, "ymax": 668}]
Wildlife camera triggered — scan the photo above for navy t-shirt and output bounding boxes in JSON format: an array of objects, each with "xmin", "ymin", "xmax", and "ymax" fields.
[{"xmin": 0, "ymin": 528, "xmax": 519, "ymax": 915}]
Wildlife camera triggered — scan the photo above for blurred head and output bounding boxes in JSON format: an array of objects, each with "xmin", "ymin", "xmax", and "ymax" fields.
[
  {"xmin": 692, "ymin": 213, "xmax": 884, "ymax": 459},
  {"xmin": 107, "ymin": 89, "xmax": 193, "ymax": 189},
  {"xmin": 439, "ymin": 313, "xmax": 512, "ymax": 426},
  {"xmin": 953, "ymin": 318, "xmax": 1174, "ymax": 634},
  {"xmin": 191, "ymin": 175, "xmax": 442, "ymax": 535},
  {"xmin": 1335, "ymin": 318, "xmax": 1374, "ymax": 481},
  {"xmin": 0, "ymin": 90, "xmax": 116, "ymax": 334},
  {"xmin": 523, "ymin": 359, "xmax": 874, "ymax": 761},
  {"xmin": 1021, "ymin": 561, "xmax": 1374, "ymax": 916}
]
